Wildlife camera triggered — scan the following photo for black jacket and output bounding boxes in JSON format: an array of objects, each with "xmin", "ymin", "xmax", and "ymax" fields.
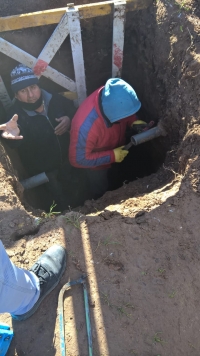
[
  {"xmin": 0, "ymin": 101, "xmax": 6, "ymax": 123},
  {"xmin": 1, "ymin": 93, "xmax": 76, "ymax": 175}
]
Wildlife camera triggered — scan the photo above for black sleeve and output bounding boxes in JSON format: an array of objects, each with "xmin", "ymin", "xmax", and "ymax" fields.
[
  {"xmin": 62, "ymin": 96, "xmax": 77, "ymax": 120},
  {"xmin": 0, "ymin": 101, "xmax": 7, "ymax": 124},
  {"xmin": 50, "ymin": 94, "xmax": 77, "ymax": 120}
]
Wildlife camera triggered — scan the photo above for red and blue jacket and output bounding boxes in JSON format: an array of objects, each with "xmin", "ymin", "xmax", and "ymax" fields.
[{"xmin": 69, "ymin": 87, "xmax": 137, "ymax": 170}]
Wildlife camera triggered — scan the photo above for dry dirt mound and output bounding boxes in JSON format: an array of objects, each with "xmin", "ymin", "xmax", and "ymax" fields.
[{"xmin": 0, "ymin": 0, "xmax": 200, "ymax": 355}]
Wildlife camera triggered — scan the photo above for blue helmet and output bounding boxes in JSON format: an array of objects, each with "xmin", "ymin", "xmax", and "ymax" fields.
[{"xmin": 101, "ymin": 78, "xmax": 141, "ymax": 123}]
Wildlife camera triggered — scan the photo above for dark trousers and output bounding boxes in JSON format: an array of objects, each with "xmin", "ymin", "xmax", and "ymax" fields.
[
  {"xmin": 45, "ymin": 161, "xmax": 89, "ymax": 211},
  {"xmin": 45, "ymin": 169, "xmax": 70, "ymax": 211},
  {"xmin": 86, "ymin": 168, "xmax": 109, "ymax": 200}
]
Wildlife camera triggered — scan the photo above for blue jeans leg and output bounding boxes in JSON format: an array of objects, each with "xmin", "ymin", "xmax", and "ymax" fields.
[{"xmin": 0, "ymin": 240, "xmax": 40, "ymax": 315}]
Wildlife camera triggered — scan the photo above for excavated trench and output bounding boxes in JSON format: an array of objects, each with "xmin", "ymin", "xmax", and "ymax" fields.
[{"xmin": 2, "ymin": 126, "xmax": 168, "ymax": 212}]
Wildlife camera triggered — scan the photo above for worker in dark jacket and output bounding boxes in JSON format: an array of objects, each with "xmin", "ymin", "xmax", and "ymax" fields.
[
  {"xmin": 0, "ymin": 64, "xmax": 77, "ymax": 210},
  {"xmin": 69, "ymin": 78, "xmax": 144, "ymax": 199}
]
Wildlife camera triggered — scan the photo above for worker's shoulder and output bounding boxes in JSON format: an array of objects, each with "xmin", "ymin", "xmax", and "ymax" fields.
[
  {"xmin": 72, "ymin": 105, "xmax": 100, "ymax": 129},
  {"xmin": 72, "ymin": 89, "xmax": 100, "ymax": 123}
]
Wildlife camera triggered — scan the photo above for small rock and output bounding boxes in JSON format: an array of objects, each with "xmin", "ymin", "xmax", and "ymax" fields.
[
  {"xmin": 135, "ymin": 210, "xmax": 146, "ymax": 218},
  {"xmin": 136, "ymin": 216, "xmax": 146, "ymax": 224},
  {"xmin": 9, "ymin": 222, "xmax": 15, "ymax": 228},
  {"xmin": 124, "ymin": 217, "xmax": 134, "ymax": 224},
  {"xmin": 19, "ymin": 250, "xmax": 25, "ymax": 256}
]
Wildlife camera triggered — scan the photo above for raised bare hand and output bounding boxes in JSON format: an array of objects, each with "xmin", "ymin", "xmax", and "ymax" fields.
[{"xmin": 0, "ymin": 114, "xmax": 23, "ymax": 140}]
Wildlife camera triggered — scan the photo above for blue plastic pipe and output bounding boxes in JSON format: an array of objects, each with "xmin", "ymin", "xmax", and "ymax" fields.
[
  {"xmin": 20, "ymin": 172, "xmax": 49, "ymax": 190},
  {"xmin": 131, "ymin": 126, "xmax": 163, "ymax": 146}
]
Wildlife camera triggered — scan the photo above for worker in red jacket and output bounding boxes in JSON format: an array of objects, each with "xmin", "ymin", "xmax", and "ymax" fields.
[{"xmin": 69, "ymin": 78, "xmax": 142, "ymax": 199}]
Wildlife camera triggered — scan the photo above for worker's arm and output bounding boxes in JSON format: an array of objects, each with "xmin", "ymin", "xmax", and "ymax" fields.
[
  {"xmin": 126, "ymin": 113, "xmax": 153, "ymax": 130},
  {"xmin": 0, "ymin": 114, "xmax": 25, "ymax": 150},
  {"xmin": 69, "ymin": 128, "xmax": 115, "ymax": 168}
]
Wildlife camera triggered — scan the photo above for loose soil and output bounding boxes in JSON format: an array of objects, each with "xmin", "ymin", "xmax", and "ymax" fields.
[{"xmin": 1, "ymin": 0, "xmax": 200, "ymax": 355}]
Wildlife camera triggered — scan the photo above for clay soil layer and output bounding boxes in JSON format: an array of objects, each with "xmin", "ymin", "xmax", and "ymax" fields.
[{"xmin": 1, "ymin": 0, "xmax": 200, "ymax": 355}]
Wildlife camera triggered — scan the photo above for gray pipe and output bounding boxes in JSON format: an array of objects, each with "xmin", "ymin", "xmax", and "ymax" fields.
[
  {"xmin": 20, "ymin": 172, "xmax": 49, "ymax": 190},
  {"xmin": 131, "ymin": 126, "xmax": 163, "ymax": 146}
]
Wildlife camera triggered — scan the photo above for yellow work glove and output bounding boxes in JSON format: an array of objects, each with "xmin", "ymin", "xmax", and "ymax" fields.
[
  {"xmin": 132, "ymin": 120, "xmax": 147, "ymax": 126},
  {"xmin": 113, "ymin": 146, "xmax": 129, "ymax": 163},
  {"xmin": 131, "ymin": 120, "xmax": 148, "ymax": 134}
]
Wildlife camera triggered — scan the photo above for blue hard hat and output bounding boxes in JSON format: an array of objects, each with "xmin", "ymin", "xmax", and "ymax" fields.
[{"xmin": 101, "ymin": 78, "xmax": 141, "ymax": 123}]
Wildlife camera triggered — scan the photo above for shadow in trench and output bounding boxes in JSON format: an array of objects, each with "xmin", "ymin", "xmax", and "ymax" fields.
[{"xmin": 108, "ymin": 136, "xmax": 168, "ymax": 192}]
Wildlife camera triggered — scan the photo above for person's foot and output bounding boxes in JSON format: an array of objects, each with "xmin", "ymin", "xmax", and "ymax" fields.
[{"xmin": 12, "ymin": 245, "xmax": 67, "ymax": 321}]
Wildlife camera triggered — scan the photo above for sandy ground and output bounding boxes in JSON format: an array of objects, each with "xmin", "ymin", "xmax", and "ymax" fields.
[{"xmin": 0, "ymin": 0, "xmax": 200, "ymax": 355}]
